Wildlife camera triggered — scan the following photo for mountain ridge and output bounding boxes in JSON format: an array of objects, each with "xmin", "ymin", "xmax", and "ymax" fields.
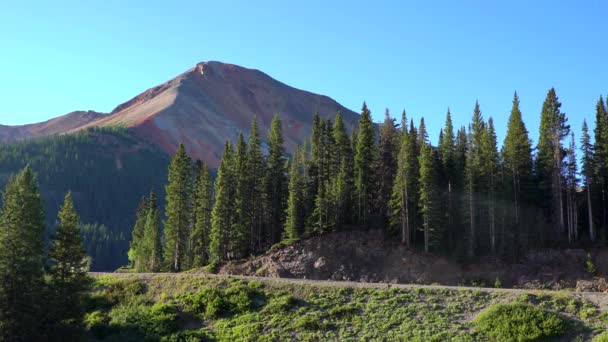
[{"xmin": 1, "ymin": 61, "xmax": 361, "ymax": 166}]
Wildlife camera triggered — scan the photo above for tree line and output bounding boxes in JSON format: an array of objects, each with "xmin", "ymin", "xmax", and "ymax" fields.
[
  {"xmin": 129, "ymin": 88, "xmax": 608, "ymax": 272},
  {"xmin": 0, "ymin": 167, "xmax": 90, "ymax": 341}
]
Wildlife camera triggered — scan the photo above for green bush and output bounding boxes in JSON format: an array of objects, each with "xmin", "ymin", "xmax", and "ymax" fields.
[
  {"xmin": 181, "ymin": 284, "xmax": 257, "ymax": 318},
  {"xmin": 160, "ymin": 329, "xmax": 214, "ymax": 341},
  {"xmin": 587, "ymin": 253, "xmax": 597, "ymax": 275},
  {"xmin": 265, "ymin": 294, "xmax": 297, "ymax": 312},
  {"xmin": 103, "ymin": 279, "xmax": 146, "ymax": 305},
  {"xmin": 107, "ymin": 301, "xmax": 178, "ymax": 339},
  {"xmin": 473, "ymin": 303, "xmax": 568, "ymax": 341},
  {"xmin": 84, "ymin": 310, "xmax": 109, "ymax": 338},
  {"xmin": 328, "ymin": 303, "xmax": 359, "ymax": 318},
  {"xmin": 294, "ymin": 313, "xmax": 332, "ymax": 330},
  {"xmin": 593, "ymin": 333, "xmax": 608, "ymax": 342}
]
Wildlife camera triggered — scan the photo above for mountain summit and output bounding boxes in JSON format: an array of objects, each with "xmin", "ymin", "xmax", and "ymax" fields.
[{"xmin": 1, "ymin": 61, "xmax": 361, "ymax": 166}]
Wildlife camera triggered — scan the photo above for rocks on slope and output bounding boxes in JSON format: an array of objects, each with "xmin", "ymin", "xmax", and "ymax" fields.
[{"xmin": 218, "ymin": 229, "xmax": 608, "ymax": 290}]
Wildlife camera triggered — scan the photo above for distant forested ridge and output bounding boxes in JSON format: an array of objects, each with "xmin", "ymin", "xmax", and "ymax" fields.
[{"xmin": 0, "ymin": 127, "xmax": 169, "ymax": 270}]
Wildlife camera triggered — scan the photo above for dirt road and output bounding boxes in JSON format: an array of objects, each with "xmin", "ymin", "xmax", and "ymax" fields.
[{"xmin": 89, "ymin": 272, "xmax": 608, "ymax": 311}]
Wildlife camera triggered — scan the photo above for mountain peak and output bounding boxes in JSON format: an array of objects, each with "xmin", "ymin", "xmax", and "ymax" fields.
[{"xmin": 1, "ymin": 62, "xmax": 360, "ymax": 167}]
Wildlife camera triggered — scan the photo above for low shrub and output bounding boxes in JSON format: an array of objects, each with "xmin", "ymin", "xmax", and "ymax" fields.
[
  {"xmin": 181, "ymin": 283, "xmax": 257, "ymax": 318},
  {"xmin": 160, "ymin": 328, "xmax": 214, "ymax": 341},
  {"xmin": 473, "ymin": 303, "xmax": 568, "ymax": 341},
  {"xmin": 265, "ymin": 294, "xmax": 297, "ymax": 312},
  {"xmin": 328, "ymin": 303, "xmax": 359, "ymax": 318},
  {"xmin": 593, "ymin": 333, "xmax": 608, "ymax": 342}
]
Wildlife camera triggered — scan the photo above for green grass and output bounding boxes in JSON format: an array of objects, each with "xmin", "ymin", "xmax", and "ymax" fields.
[{"xmin": 85, "ymin": 275, "xmax": 608, "ymax": 341}]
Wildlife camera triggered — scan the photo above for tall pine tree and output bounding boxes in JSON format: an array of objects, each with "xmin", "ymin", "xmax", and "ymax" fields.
[
  {"xmin": 210, "ymin": 142, "xmax": 236, "ymax": 262},
  {"xmin": 191, "ymin": 162, "xmax": 213, "ymax": 267},
  {"xmin": 355, "ymin": 102, "xmax": 378, "ymax": 225},
  {"xmin": 164, "ymin": 143, "xmax": 192, "ymax": 272},
  {"xmin": 536, "ymin": 88, "xmax": 569, "ymax": 239},
  {"xmin": 0, "ymin": 167, "xmax": 47, "ymax": 341},
  {"xmin": 265, "ymin": 114, "xmax": 288, "ymax": 246},
  {"xmin": 502, "ymin": 92, "xmax": 533, "ymax": 255},
  {"xmin": 48, "ymin": 192, "xmax": 91, "ymax": 337}
]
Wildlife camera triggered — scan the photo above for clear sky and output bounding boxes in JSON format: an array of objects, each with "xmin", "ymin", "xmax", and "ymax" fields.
[{"xmin": 1, "ymin": 1, "xmax": 607, "ymax": 146}]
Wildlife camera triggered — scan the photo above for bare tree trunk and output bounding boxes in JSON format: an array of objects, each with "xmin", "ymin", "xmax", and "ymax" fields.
[{"xmin": 587, "ymin": 185, "xmax": 594, "ymax": 241}]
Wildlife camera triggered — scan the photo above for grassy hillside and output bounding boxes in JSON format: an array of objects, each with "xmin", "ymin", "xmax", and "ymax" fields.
[
  {"xmin": 0, "ymin": 128, "xmax": 170, "ymax": 270},
  {"xmin": 85, "ymin": 274, "xmax": 608, "ymax": 341}
]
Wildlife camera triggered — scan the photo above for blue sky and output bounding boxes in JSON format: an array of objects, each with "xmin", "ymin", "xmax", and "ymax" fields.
[{"xmin": 1, "ymin": 1, "xmax": 606, "ymax": 146}]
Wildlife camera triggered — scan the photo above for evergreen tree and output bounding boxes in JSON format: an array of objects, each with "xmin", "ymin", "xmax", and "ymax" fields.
[
  {"xmin": 210, "ymin": 142, "xmax": 236, "ymax": 262},
  {"xmin": 355, "ymin": 102, "xmax": 378, "ymax": 225},
  {"xmin": 390, "ymin": 111, "xmax": 414, "ymax": 246},
  {"xmin": 502, "ymin": 92, "xmax": 533, "ymax": 255},
  {"xmin": 0, "ymin": 167, "xmax": 47, "ymax": 341},
  {"xmin": 581, "ymin": 120, "xmax": 595, "ymax": 240},
  {"xmin": 536, "ymin": 88, "xmax": 569, "ymax": 239},
  {"xmin": 284, "ymin": 147, "xmax": 306, "ymax": 240},
  {"xmin": 464, "ymin": 102, "xmax": 485, "ymax": 258},
  {"xmin": 233, "ymin": 133, "xmax": 250, "ymax": 258},
  {"xmin": 377, "ymin": 109, "xmax": 398, "ymax": 224},
  {"xmin": 484, "ymin": 118, "xmax": 500, "ymax": 255},
  {"xmin": 439, "ymin": 109, "xmax": 457, "ymax": 252},
  {"xmin": 265, "ymin": 114, "xmax": 288, "ymax": 246},
  {"xmin": 141, "ymin": 191, "xmax": 162, "ymax": 272},
  {"xmin": 191, "ymin": 163, "xmax": 213, "ymax": 267},
  {"xmin": 594, "ymin": 96, "xmax": 608, "ymax": 241},
  {"xmin": 332, "ymin": 112, "xmax": 354, "ymax": 226},
  {"xmin": 565, "ymin": 133, "xmax": 579, "ymax": 243},
  {"xmin": 48, "ymin": 192, "xmax": 91, "ymax": 337},
  {"xmin": 418, "ymin": 133, "xmax": 442, "ymax": 253},
  {"xmin": 164, "ymin": 143, "xmax": 192, "ymax": 272},
  {"xmin": 246, "ymin": 117, "xmax": 267, "ymax": 252},
  {"xmin": 128, "ymin": 196, "xmax": 148, "ymax": 271}
]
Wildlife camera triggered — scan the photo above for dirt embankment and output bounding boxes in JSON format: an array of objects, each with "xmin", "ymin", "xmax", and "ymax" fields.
[{"xmin": 218, "ymin": 229, "xmax": 608, "ymax": 291}]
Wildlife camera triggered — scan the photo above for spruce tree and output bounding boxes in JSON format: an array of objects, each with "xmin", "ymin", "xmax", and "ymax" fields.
[
  {"xmin": 594, "ymin": 96, "xmax": 608, "ymax": 241},
  {"xmin": 210, "ymin": 142, "xmax": 236, "ymax": 262},
  {"xmin": 284, "ymin": 147, "xmax": 306, "ymax": 241},
  {"xmin": 484, "ymin": 118, "xmax": 500, "ymax": 255},
  {"xmin": 439, "ymin": 109, "xmax": 457, "ymax": 252},
  {"xmin": 464, "ymin": 102, "xmax": 485, "ymax": 258},
  {"xmin": 355, "ymin": 102, "xmax": 378, "ymax": 225},
  {"xmin": 581, "ymin": 120, "xmax": 595, "ymax": 240},
  {"xmin": 565, "ymin": 133, "xmax": 579, "ymax": 243},
  {"xmin": 265, "ymin": 114, "xmax": 288, "ymax": 246},
  {"xmin": 0, "ymin": 167, "xmax": 47, "ymax": 341},
  {"xmin": 418, "ymin": 133, "xmax": 441, "ymax": 253},
  {"xmin": 536, "ymin": 88, "xmax": 569, "ymax": 239},
  {"xmin": 164, "ymin": 143, "xmax": 192, "ymax": 272},
  {"xmin": 332, "ymin": 112, "xmax": 354, "ymax": 226},
  {"xmin": 191, "ymin": 162, "xmax": 213, "ymax": 267},
  {"xmin": 246, "ymin": 117, "xmax": 267, "ymax": 252},
  {"xmin": 390, "ymin": 111, "xmax": 412, "ymax": 245},
  {"xmin": 377, "ymin": 109, "xmax": 398, "ymax": 224},
  {"xmin": 128, "ymin": 196, "xmax": 148, "ymax": 271},
  {"xmin": 233, "ymin": 133, "xmax": 250, "ymax": 258},
  {"xmin": 141, "ymin": 191, "xmax": 162, "ymax": 272},
  {"xmin": 48, "ymin": 192, "xmax": 91, "ymax": 337},
  {"xmin": 502, "ymin": 92, "xmax": 533, "ymax": 254}
]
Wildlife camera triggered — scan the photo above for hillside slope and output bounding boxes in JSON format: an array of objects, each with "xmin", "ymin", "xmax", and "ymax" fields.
[
  {"xmin": 85, "ymin": 273, "xmax": 608, "ymax": 341},
  {"xmin": 0, "ymin": 110, "xmax": 106, "ymax": 143}
]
